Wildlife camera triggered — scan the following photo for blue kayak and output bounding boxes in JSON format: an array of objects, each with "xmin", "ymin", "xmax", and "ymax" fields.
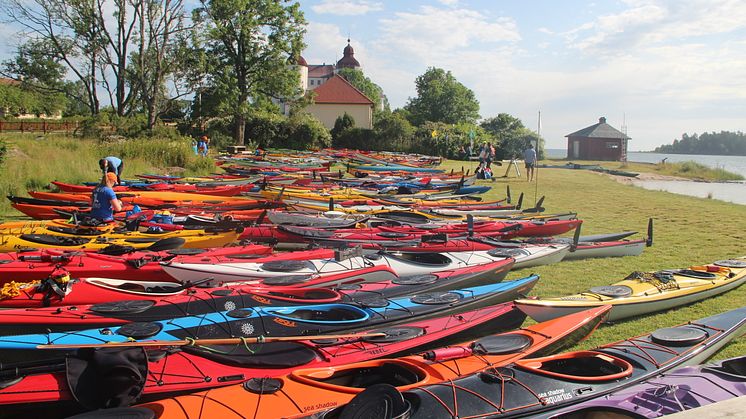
[{"xmin": 0, "ymin": 275, "xmax": 539, "ymax": 359}]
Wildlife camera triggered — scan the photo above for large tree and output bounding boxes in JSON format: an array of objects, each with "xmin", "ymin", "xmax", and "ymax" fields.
[
  {"xmin": 193, "ymin": 0, "xmax": 306, "ymax": 145},
  {"xmin": 404, "ymin": 67, "xmax": 480, "ymax": 126}
]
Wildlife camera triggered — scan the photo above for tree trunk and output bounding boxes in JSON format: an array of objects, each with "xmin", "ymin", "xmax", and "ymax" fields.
[{"xmin": 234, "ymin": 114, "xmax": 245, "ymax": 145}]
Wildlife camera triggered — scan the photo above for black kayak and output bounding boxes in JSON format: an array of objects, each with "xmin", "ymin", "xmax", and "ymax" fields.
[{"xmin": 321, "ymin": 305, "xmax": 746, "ymax": 418}]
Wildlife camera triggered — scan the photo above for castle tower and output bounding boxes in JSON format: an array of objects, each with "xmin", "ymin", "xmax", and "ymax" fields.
[{"xmin": 336, "ymin": 39, "xmax": 361, "ymax": 70}]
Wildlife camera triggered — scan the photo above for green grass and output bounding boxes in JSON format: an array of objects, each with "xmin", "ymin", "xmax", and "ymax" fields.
[
  {"xmin": 450, "ymin": 158, "xmax": 746, "ymax": 360},
  {"xmin": 544, "ymin": 158, "xmax": 744, "ymax": 181},
  {"xmin": 0, "ymin": 133, "xmax": 216, "ymax": 215}
]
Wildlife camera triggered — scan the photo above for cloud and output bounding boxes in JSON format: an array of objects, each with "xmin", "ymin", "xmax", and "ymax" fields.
[
  {"xmin": 564, "ymin": 0, "xmax": 746, "ymax": 54},
  {"xmin": 375, "ymin": 5, "xmax": 520, "ymax": 65},
  {"xmin": 437, "ymin": 0, "xmax": 460, "ymax": 5},
  {"xmin": 311, "ymin": 0, "xmax": 383, "ymax": 16}
]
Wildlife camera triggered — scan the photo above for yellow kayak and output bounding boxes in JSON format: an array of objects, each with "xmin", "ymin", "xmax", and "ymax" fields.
[
  {"xmin": 0, "ymin": 229, "xmax": 240, "ymax": 252},
  {"xmin": 515, "ymin": 258, "xmax": 746, "ymax": 322}
]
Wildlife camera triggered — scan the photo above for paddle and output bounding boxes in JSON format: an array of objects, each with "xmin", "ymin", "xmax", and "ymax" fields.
[
  {"xmin": 506, "ymin": 185, "xmax": 511, "ymax": 204},
  {"xmin": 467, "ymin": 214, "xmax": 474, "ymax": 237},
  {"xmin": 516, "ymin": 192, "xmax": 524, "ymax": 210},
  {"xmin": 646, "ymin": 218, "xmax": 654, "ymax": 247},
  {"xmin": 36, "ymin": 332, "xmax": 388, "ymax": 349},
  {"xmin": 522, "ymin": 196, "xmax": 545, "ymax": 213},
  {"xmin": 570, "ymin": 221, "xmax": 582, "ymax": 252}
]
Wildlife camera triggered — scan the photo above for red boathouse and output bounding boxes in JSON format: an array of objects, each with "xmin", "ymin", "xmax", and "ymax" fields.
[{"xmin": 565, "ymin": 117, "xmax": 629, "ymax": 161}]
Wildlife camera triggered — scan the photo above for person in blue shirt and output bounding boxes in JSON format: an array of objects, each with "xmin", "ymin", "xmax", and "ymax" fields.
[
  {"xmin": 523, "ymin": 143, "xmax": 537, "ymax": 182},
  {"xmin": 90, "ymin": 172, "xmax": 123, "ymax": 222},
  {"xmin": 99, "ymin": 156, "xmax": 123, "ymax": 184}
]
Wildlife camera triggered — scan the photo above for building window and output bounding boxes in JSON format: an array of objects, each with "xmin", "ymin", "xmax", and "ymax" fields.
[{"xmin": 606, "ymin": 142, "xmax": 619, "ymax": 149}]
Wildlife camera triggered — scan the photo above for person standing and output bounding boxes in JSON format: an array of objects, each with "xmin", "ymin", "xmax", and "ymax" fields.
[
  {"xmin": 523, "ymin": 143, "xmax": 537, "ymax": 182},
  {"xmin": 90, "ymin": 172, "xmax": 123, "ymax": 222},
  {"xmin": 99, "ymin": 156, "xmax": 123, "ymax": 185}
]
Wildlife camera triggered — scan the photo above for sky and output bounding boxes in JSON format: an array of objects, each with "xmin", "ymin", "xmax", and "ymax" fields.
[{"xmin": 2, "ymin": 0, "xmax": 746, "ymax": 150}]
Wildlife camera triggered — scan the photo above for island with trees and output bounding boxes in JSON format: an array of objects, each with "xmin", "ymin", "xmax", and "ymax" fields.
[{"xmin": 655, "ymin": 131, "xmax": 746, "ymax": 156}]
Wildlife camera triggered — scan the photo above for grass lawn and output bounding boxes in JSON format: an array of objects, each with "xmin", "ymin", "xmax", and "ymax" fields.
[
  {"xmin": 0, "ymin": 139, "xmax": 743, "ymax": 360},
  {"xmin": 448, "ymin": 157, "xmax": 746, "ymax": 359}
]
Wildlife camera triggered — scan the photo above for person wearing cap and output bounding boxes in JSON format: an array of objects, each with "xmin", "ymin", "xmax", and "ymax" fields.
[
  {"xmin": 99, "ymin": 156, "xmax": 123, "ymax": 184},
  {"xmin": 90, "ymin": 172, "xmax": 123, "ymax": 222}
]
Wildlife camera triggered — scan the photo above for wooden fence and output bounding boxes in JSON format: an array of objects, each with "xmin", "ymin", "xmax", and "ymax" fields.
[{"xmin": 0, "ymin": 120, "xmax": 80, "ymax": 134}]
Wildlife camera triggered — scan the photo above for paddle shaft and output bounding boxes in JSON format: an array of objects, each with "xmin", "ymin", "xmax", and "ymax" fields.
[{"xmin": 36, "ymin": 332, "xmax": 387, "ymax": 349}]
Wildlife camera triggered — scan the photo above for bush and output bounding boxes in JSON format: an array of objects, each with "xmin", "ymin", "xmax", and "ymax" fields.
[
  {"xmin": 335, "ymin": 128, "xmax": 376, "ymax": 150},
  {"xmin": 282, "ymin": 113, "xmax": 331, "ymax": 150}
]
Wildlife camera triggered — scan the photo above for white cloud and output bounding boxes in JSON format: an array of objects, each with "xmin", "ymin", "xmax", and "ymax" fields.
[
  {"xmin": 375, "ymin": 5, "xmax": 520, "ymax": 65},
  {"xmin": 438, "ymin": 0, "xmax": 460, "ymax": 6},
  {"xmin": 564, "ymin": 0, "xmax": 746, "ymax": 54},
  {"xmin": 311, "ymin": 0, "xmax": 383, "ymax": 16}
]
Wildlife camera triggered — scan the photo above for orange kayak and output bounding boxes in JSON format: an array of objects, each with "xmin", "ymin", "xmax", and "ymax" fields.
[
  {"xmin": 137, "ymin": 306, "xmax": 610, "ymax": 418},
  {"xmin": 28, "ymin": 191, "xmax": 268, "ymax": 210}
]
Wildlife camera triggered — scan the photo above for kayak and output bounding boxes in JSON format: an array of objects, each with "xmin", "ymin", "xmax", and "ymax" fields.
[
  {"xmin": 0, "ymin": 244, "xmax": 272, "ymax": 285},
  {"xmin": 376, "ymin": 306, "xmax": 746, "ymax": 419},
  {"xmin": 50, "ymin": 181, "xmax": 253, "ymax": 197},
  {"xmin": 547, "ymin": 354, "xmax": 746, "ymax": 418},
  {"xmin": 0, "ymin": 228, "xmax": 241, "ymax": 252},
  {"xmin": 0, "ymin": 275, "xmax": 540, "ymax": 363},
  {"xmin": 130, "ymin": 306, "xmax": 611, "ymax": 418},
  {"xmin": 515, "ymin": 258, "xmax": 746, "ymax": 322},
  {"xmin": 0, "ymin": 257, "xmax": 514, "ymax": 310},
  {"xmin": 160, "ymin": 249, "xmax": 516, "ymax": 286},
  {"xmin": 0, "ymin": 302, "xmax": 528, "ymax": 412}
]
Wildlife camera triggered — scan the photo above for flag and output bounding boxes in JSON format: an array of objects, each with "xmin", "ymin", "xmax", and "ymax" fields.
[{"xmin": 431, "ymin": 130, "xmax": 438, "ymax": 138}]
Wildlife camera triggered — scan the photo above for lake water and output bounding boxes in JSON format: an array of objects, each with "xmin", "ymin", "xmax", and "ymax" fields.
[
  {"xmin": 545, "ymin": 149, "xmax": 746, "ymax": 178},
  {"xmin": 544, "ymin": 148, "xmax": 746, "ymax": 206}
]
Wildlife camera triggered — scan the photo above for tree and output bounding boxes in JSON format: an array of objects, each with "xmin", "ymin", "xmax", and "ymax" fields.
[
  {"xmin": 481, "ymin": 113, "xmax": 543, "ymax": 160},
  {"xmin": 129, "ymin": 0, "xmax": 190, "ymax": 130},
  {"xmin": 193, "ymin": 0, "xmax": 306, "ymax": 145},
  {"xmin": 373, "ymin": 112, "xmax": 414, "ymax": 151},
  {"xmin": 331, "ymin": 112, "xmax": 355, "ymax": 143},
  {"xmin": 404, "ymin": 67, "xmax": 480, "ymax": 126},
  {"xmin": 337, "ymin": 68, "xmax": 387, "ymax": 113}
]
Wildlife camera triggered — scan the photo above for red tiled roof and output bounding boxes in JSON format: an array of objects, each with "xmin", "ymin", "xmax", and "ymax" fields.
[
  {"xmin": 311, "ymin": 74, "xmax": 373, "ymax": 105},
  {"xmin": 308, "ymin": 65, "xmax": 335, "ymax": 78}
]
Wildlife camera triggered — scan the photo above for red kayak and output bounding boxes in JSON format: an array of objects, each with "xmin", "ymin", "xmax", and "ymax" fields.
[
  {"xmin": 0, "ymin": 244, "xmax": 273, "ymax": 285},
  {"xmin": 51, "ymin": 181, "xmax": 253, "ymax": 197},
  {"xmin": 238, "ymin": 219, "xmax": 582, "ymax": 243},
  {"xmin": 0, "ymin": 302, "xmax": 531, "ymax": 411}
]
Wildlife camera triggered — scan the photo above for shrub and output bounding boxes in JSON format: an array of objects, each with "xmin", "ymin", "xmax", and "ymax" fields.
[{"xmin": 282, "ymin": 113, "xmax": 331, "ymax": 150}]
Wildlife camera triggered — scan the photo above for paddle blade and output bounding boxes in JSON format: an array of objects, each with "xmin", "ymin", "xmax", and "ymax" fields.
[
  {"xmin": 276, "ymin": 186, "xmax": 285, "ymax": 201},
  {"xmin": 516, "ymin": 192, "xmax": 524, "ymax": 210},
  {"xmin": 646, "ymin": 218, "xmax": 654, "ymax": 247},
  {"xmin": 467, "ymin": 214, "xmax": 474, "ymax": 237},
  {"xmin": 570, "ymin": 222, "xmax": 582, "ymax": 252},
  {"xmin": 329, "ymin": 197, "xmax": 334, "ymax": 212},
  {"xmin": 506, "ymin": 185, "xmax": 511, "ymax": 204},
  {"xmin": 146, "ymin": 237, "xmax": 186, "ymax": 251}
]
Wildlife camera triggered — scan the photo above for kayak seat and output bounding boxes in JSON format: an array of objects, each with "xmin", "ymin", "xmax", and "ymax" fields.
[
  {"xmin": 487, "ymin": 248, "xmax": 531, "ymax": 258},
  {"xmin": 280, "ymin": 307, "xmax": 366, "ymax": 322},
  {"xmin": 384, "ymin": 252, "xmax": 452, "ymax": 267},
  {"xmin": 715, "ymin": 259, "xmax": 746, "ymax": 268},
  {"xmin": 20, "ymin": 234, "xmax": 89, "ymax": 247},
  {"xmin": 377, "ymin": 232, "xmax": 409, "ymax": 239},
  {"xmin": 98, "ymin": 244, "xmax": 136, "ymax": 255},
  {"xmin": 312, "ymin": 362, "xmax": 423, "ymax": 388},
  {"xmin": 165, "ymin": 248, "xmax": 206, "ymax": 256},
  {"xmin": 90, "ymin": 300, "xmax": 156, "ymax": 315},
  {"xmin": 183, "ymin": 342, "xmax": 317, "ymax": 368},
  {"xmin": 704, "ymin": 356, "xmax": 746, "ymax": 379},
  {"xmin": 332, "ymin": 384, "xmax": 411, "ymax": 419}
]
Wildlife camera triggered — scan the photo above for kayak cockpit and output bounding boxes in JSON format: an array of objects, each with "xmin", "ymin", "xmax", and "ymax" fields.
[
  {"xmin": 268, "ymin": 304, "xmax": 370, "ymax": 324},
  {"xmin": 86, "ymin": 278, "xmax": 184, "ymax": 295},
  {"xmin": 383, "ymin": 252, "xmax": 452, "ymax": 267},
  {"xmin": 291, "ymin": 360, "xmax": 429, "ymax": 392},
  {"xmin": 256, "ymin": 288, "xmax": 341, "ymax": 303},
  {"xmin": 514, "ymin": 351, "xmax": 633, "ymax": 382}
]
